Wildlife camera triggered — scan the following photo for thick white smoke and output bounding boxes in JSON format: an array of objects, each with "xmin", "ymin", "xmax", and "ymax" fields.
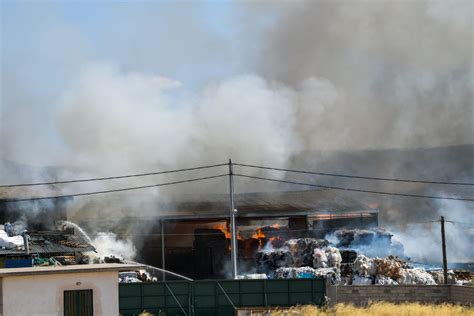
[
  {"xmin": 91, "ymin": 232, "xmax": 137, "ymax": 261},
  {"xmin": 56, "ymin": 63, "xmax": 302, "ymax": 175},
  {"xmin": 391, "ymin": 199, "xmax": 474, "ymax": 263}
]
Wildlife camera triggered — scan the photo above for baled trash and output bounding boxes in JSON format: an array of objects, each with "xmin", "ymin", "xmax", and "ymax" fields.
[
  {"xmin": 375, "ymin": 275, "xmax": 399, "ymax": 285},
  {"xmin": 353, "ymin": 255, "xmax": 377, "ymax": 277},
  {"xmin": 352, "ymin": 275, "xmax": 373, "ymax": 285}
]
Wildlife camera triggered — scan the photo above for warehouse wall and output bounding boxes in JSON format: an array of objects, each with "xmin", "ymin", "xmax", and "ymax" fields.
[{"xmin": 328, "ymin": 285, "xmax": 473, "ymax": 306}]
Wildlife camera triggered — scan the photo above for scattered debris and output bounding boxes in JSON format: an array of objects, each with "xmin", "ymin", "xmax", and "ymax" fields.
[
  {"xmin": 0, "ymin": 228, "xmax": 24, "ymax": 249},
  {"xmin": 375, "ymin": 275, "xmax": 399, "ymax": 285},
  {"xmin": 119, "ymin": 270, "xmax": 157, "ymax": 283},
  {"xmin": 275, "ymin": 267, "xmax": 339, "ymax": 281},
  {"xmin": 251, "ymin": 233, "xmax": 467, "ymax": 286},
  {"xmin": 352, "ymin": 275, "xmax": 373, "ymax": 285},
  {"xmin": 397, "ymin": 268, "xmax": 436, "ymax": 285},
  {"xmin": 429, "ymin": 270, "xmax": 457, "ymax": 285},
  {"xmin": 285, "ymin": 238, "xmax": 330, "ymax": 267},
  {"xmin": 58, "ymin": 240, "xmax": 88, "ymax": 248},
  {"xmin": 353, "ymin": 255, "xmax": 377, "ymax": 277}
]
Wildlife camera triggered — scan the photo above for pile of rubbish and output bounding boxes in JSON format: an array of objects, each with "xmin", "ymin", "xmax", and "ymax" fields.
[
  {"xmin": 257, "ymin": 238, "xmax": 342, "ymax": 283},
  {"xmin": 119, "ymin": 270, "xmax": 158, "ymax": 283},
  {"xmin": 257, "ymin": 238, "xmax": 329, "ymax": 274},
  {"xmin": 254, "ymin": 228, "xmax": 469, "ymax": 285},
  {"xmin": 350, "ymin": 255, "xmax": 437, "ymax": 285},
  {"xmin": 333, "ymin": 228, "xmax": 404, "ymax": 258},
  {"xmin": 275, "ymin": 267, "xmax": 339, "ymax": 280},
  {"xmin": 0, "ymin": 223, "xmax": 26, "ymax": 250}
]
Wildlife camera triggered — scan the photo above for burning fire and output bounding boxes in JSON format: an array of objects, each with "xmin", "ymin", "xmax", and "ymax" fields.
[
  {"xmin": 268, "ymin": 236, "xmax": 282, "ymax": 242},
  {"xmin": 252, "ymin": 228, "xmax": 266, "ymax": 248},
  {"xmin": 211, "ymin": 223, "xmax": 243, "ymax": 241},
  {"xmin": 212, "ymin": 223, "xmax": 231, "ymax": 239},
  {"xmin": 251, "ymin": 228, "xmax": 265, "ymax": 239},
  {"xmin": 211, "ymin": 222, "xmax": 285, "ymax": 251},
  {"xmin": 251, "ymin": 223, "xmax": 283, "ymax": 249}
]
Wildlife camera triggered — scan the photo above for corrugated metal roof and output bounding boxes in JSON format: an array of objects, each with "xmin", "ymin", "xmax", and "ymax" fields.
[
  {"xmin": 156, "ymin": 189, "xmax": 376, "ymax": 219},
  {"xmin": 0, "ymin": 231, "xmax": 95, "ymax": 255}
]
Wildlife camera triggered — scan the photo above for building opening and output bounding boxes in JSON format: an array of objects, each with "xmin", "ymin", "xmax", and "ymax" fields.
[{"xmin": 64, "ymin": 289, "xmax": 93, "ymax": 316}]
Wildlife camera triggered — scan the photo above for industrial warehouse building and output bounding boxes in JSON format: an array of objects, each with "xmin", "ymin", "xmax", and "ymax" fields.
[{"xmin": 78, "ymin": 189, "xmax": 379, "ymax": 280}]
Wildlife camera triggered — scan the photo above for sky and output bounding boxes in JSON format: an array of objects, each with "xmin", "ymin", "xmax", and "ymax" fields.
[
  {"xmin": 1, "ymin": 0, "xmax": 261, "ymax": 165},
  {"xmin": 1, "ymin": 1, "xmax": 247, "ymax": 91}
]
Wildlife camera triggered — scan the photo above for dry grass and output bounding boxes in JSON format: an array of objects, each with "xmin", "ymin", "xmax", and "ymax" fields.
[{"xmin": 269, "ymin": 302, "xmax": 474, "ymax": 316}]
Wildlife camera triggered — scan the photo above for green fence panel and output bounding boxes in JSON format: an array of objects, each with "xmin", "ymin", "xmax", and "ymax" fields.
[
  {"xmin": 312, "ymin": 279, "xmax": 325, "ymax": 292},
  {"xmin": 217, "ymin": 293, "xmax": 240, "ymax": 306},
  {"xmin": 142, "ymin": 296, "xmax": 165, "ymax": 309},
  {"xmin": 266, "ymin": 280, "xmax": 289, "ymax": 293},
  {"xmin": 218, "ymin": 280, "xmax": 240, "ymax": 293},
  {"xmin": 120, "ymin": 283, "xmax": 142, "ymax": 297},
  {"xmin": 119, "ymin": 277, "xmax": 325, "ymax": 316},
  {"xmin": 267, "ymin": 292, "xmax": 289, "ymax": 305},
  {"xmin": 289, "ymin": 279, "xmax": 312, "ymax": 292},
  {"xmin": 240, "ymin": 280, "xmax": 264, "ymax": 293},
  {"xmin": 143, "ymin": 283, "xmax": 166, "ymax": 296},
  {"xmin": 119, "ymin": 296, "xmax": 142, "ymax": 310},
  {"xmin": 194, "ymin": 281, "xmax": 216, "ymax": 295}
]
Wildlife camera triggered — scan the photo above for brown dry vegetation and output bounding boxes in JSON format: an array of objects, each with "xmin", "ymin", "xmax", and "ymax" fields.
[{"xmin": 269, "ymin": 302, "xmax": 474, "ymax": 316}]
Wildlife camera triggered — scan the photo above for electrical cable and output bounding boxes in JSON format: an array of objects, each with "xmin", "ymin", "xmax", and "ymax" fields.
[
  {"xmin": 3, "ymin": 174, "xmax": 228, "ymax": 203},
  {"xmin": 234, "ymin": 173, "xmax": 474, "ymax": 202},
  {"xmin": 123, "ymin": 223, "xmax": 442, "ymax": 237},
  {"xmin": 234, "ymin": 163, "xmax": 474, "ymax": 186},
  {"xmin": 0, "ymin": 163, "xmax": 228, "ymax": 188}
]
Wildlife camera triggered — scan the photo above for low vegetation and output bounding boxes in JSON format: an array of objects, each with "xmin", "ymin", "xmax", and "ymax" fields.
[{"xmin": 269, "ymin": 302, "xmax": 474, "ymax": 316}]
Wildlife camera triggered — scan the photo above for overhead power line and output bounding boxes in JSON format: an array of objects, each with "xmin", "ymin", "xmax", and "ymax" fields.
[
  {"xmin": 0, "ymin": 163, "xmax": 228, "ymax": 188},
  {"xmin": 234, "ymin": 163, "xmax": 474, "ymax": 186},
  {"xmin": 3, "ymin": 174, "xmax": 228, "ymax": 203},
  {"xmin": 234, "ymin": 173, "xmax": 474, "ymax": 202},
  {"xmin": 3, "ymin": 161, "xmax": 471, "ymax": 188},
  {"xmin": 122, "ymin": 222, "xmax": 442, "ymax": 237}
]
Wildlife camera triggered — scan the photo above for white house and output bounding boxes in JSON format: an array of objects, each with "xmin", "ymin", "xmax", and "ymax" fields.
[{"xmin": 0, "ymin": 263, "xmax": 144, "ymax": 316}]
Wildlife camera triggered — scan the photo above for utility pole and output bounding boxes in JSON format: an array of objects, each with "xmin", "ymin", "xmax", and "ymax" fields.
[
  {"xmin": 161, "ymin": 220, "xmax": 166, "ymax": 281},
  {"xmin": 228, "ymin": 159, "xmax": 238, "ymax": 279},
  {"xmin": 440, "ymin": 216, "xmax": 448, "ymax": 285}
]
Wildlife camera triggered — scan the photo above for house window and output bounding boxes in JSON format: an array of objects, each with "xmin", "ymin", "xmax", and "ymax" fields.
[{"xmin": 64, "ymin": 289, "xmax": 93, "ymax": 316}]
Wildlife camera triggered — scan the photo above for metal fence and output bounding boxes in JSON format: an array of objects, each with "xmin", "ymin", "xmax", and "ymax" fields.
[{"xmin": 119, "ymin": 278, "xmax": 326, "ymax": 316}]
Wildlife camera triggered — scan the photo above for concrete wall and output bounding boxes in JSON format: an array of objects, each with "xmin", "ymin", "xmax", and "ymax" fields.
[
  {"xmin": 328, "ymin": 285, "xmax": 473, "ymax": 306},
  {"xmin": 450, "ymin": 285, "xmax": 474, "ymax": 305},
  {"xmin": 1, "ymin": 271, "xmax": 119, "ymax": 316}
]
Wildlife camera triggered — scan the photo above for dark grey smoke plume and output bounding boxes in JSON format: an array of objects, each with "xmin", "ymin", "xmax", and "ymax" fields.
[
  {"xmin": 251, "ymin": 0, "xmax": 474, "ymax": 263},
  {"xmin": 256, "ymin": 0, "xmax": 473, "ymax": 151}
]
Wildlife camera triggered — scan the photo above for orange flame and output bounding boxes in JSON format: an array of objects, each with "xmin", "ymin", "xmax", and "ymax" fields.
[
  {"xmin": 251, "ymin": 228, "xmax": 265, "ymax": 239},
  {"xmin": 211, "ymin": 223, "xmax": 243, "ymax": 240},
  {"xmin": 212, "ymin": 223, "xmax": 231, "ymax": 239},
  {"xmin": 268, "ymin": 235, "xmax": 283, "ymax": 242},
  {"xmin": 251, "ymin": 228, "xmax": 267, "ymax": 248}
]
